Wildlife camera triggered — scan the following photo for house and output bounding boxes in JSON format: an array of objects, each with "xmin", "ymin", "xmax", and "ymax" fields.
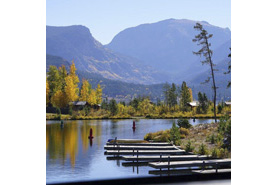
[
  {"xmin": 69, "ymin": 101, "xmax": 90, "ymax": 111},
  {"xmin": 69, "ymin": 101, "xmax": 101, "ymax": 111},
  {"xmin": 187, "ymin": 101, "xmax": 199, "ymax": 111},
  {"xmin": 225, "ymin": 101, "xmax": 231, "ymax": 106}
]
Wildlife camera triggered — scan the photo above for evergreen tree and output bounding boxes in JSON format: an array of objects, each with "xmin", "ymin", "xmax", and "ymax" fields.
[
  {"xmin": 225, "ymin": 48, "xmax": 231, "ymax": 88},
  {"xmin": 180, "ymin": 81, "xmax": 191, "ymax": 111},
  {"xmin": 163, "ymin": 83, "xmax": 171, "ymax": 106},
  {"xmin": 193, "ymin": 23, "xmax": 217, "ymax": 122},
  {"xmin": 169, "ymin": 122, "xmax": 181, "ymax": 145},
  {"xmin": 197, "ymin": 92, "xmax": 209, "ymax": 114},
  {"xmin": 101, "ymin": 97, "xmax": 109, "ymax": 110},
  {"xmin": 109, "ymin": 99, "xmax": 118, "ymax": 116}
]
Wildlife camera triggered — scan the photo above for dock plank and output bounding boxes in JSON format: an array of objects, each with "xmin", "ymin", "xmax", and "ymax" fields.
[
  {"xmin": 149, "ymin": 159, "xmax": 231, "ymax": 169},
  {"xmin": 104, "ymin": 150, "xmax": 186, "ymax": 155},
  {"xmin": 122, "ymin": 155, "xmax": 210, "ymax": 161},
  {"xmin": 106, "ymin": 142, "xmax": 172, "ymax": 146},
  {"xmin": 104, "ymin": 145, "xmax": 180, "ymax": 151}
]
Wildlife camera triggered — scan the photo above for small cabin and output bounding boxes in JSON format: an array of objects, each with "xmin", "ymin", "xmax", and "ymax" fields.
[
  {"xmin": 187, "ymin": 101, "xmax": 199, "ymax": 110},
  {"xmin": 69, "ymin": 101, "xmax": 90, "ymax": 111},
  {"xmin": 225, "ymin": 101, "xmax": 231, "ymax": 106}
]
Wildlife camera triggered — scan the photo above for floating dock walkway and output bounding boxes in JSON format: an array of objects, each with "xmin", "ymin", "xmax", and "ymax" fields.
[
  {"xmin": 104, "ymin": 145, "xmax": 181, "ymax": 151},
  {"xmin": 105, "ymin": 149, "xmax": 186, "ymax": 155},
  {"xmin": 104, "ymin": 138, "xmax": 231, "ymax": 178},
  {"xmin": 122, "ymin": 155, "xmax": 210, "ymax": 162},
  {"xmin": 149, "ymin": 159, "xmax": 231, "ymax": 169}
]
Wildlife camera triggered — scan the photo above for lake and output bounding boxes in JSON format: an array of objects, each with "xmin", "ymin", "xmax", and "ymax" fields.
[{"xmin": 46, "ymin": 118, "xmax": 229, "ymax": 184}]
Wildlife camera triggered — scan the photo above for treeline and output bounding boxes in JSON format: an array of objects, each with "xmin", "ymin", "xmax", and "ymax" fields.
[
  {"xmin": 46, "ymin": 61, "xmax": 102, "ymax": 108},
  {"xmin": 75, "ymin": 87, "xmax": 231, "ymax": 119}
]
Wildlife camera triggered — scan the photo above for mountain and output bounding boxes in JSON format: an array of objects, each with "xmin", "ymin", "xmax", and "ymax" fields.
[
  {"xmin": 46, "ymin": 54, "xmax": 70, "ymax": 71},
  {"xmin": 106, "ymin": 18, "xmax": 230, "ymax": 77},
  {"xmin": 46, "ymin": 25, "xmax": 165, "ymax": 84},
  {"xmin": 46, "ymin": 54, "xmax": 165, "ymax": 102}
]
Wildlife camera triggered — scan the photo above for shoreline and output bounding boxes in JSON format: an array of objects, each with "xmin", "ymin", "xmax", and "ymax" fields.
[{"xmin": 46, "ymin": 114, "xmax": 230, "ymax": 121}]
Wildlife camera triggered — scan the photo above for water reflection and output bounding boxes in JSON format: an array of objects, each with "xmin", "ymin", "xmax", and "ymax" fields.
[{"xmin": 46, "ymin": 119, "xmax": 216, "ymax": 183}]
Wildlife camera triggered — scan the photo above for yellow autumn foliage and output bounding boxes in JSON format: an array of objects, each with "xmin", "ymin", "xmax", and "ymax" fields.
[
  {"xmin": 65, "ymin": 76, "xmax": 79, "ymax": 102},
  {"xmin": 96, "ymin": 84, "xmax": 102, "ymax": 104},
  {"xmin": 80, "ymin": 79, "xmax": 90, "ymax": 102},
  {"xmin": 51, "ymin": 90, "xmax": 68, "ymax": 108}
]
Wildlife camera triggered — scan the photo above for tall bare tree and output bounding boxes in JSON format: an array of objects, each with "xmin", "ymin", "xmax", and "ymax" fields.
[{"xmin": 192, "ymin": 23, "xmax": 217, "ymax": 123}]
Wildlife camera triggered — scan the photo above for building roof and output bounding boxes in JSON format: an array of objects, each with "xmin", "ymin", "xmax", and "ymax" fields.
[
  {"xmin": 225, "ymin": 101, "xmax": 231, "ymax": 105},
  {"xmin": 69, "ymin": 101, "xmax": 87, "ymax": 106},
  {"xmin": 188, "ymin": 101, "xmax": 199, "ymax": 107}
]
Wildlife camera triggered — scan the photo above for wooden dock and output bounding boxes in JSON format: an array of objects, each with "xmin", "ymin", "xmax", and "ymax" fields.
[
  {"xmin": 104, "ymin": 145, "xmax": 181, "ymax": 151},
  {"xmin": 104, "ymin": 138, "xmax": 231, "ymax": 179},
  {"xmin": 106, "ymin": 142, "xmax": 172, "ymax": 146},
  {"xmin": 122, "ymin": 155, "xmax": 210, "ymax": 162},
  {"xmin": 104, "ymin": 149, "xmax": 186, "ymax": 155},
  {"xmin": 149, "ymin": 159, "xmax": 231, "ymax": 169}
]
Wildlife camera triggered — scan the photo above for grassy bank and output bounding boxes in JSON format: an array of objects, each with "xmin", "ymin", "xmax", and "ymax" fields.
[
  {"xmin": 144, "ymin": 117, "xmax": 231, "ymax": 158},
  {"xmin": 46, "ymin": 113, "xmax": 229, "ymax": 120}
]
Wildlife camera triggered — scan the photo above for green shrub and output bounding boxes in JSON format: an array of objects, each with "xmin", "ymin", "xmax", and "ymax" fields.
[
  {"xmin": 211, "ymin": 147, "xmax": 219, "ymax": 158},
  {"xmin": 185, "ymin": 140, "xmax": 194, "ymax": 153},
  {"xmin": 144, "ymin": 133, "xmax": 154, "ymax": 141},
  {"xmin": 198, "ymin": 143, "xmax": 208, "ymax": 155},
  {"xmin": 169, "ymin": 122, "xmax": 181, "ymax": 145},
  {"xmin": 206, "ymin": 134, "xmax": 216, "ymax": 144},
  {"xmin": 180, "ymin": 127, "xmax": 189, "ymax": 135},
  {"xmin": 177, "ymin": 119, "xmax": 192, "ymax": 129},
  {"xmin": 218, "ymin": 148, "xmax": 229, "ymax": 158}
]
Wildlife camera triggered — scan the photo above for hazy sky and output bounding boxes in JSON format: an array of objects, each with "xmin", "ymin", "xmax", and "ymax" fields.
[{"xmin": 46, "ymin": 0, "xmax": 231, "ymax": 44}]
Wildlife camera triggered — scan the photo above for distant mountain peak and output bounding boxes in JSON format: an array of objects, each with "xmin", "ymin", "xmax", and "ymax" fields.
[{"xmin": 46, "ymin": 25, "xmax": 166, "ymax": 84}]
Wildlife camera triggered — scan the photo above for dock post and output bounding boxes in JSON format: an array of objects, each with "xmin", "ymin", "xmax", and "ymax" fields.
[
  {"xmin": 216, "ymin": 162, "xmax": 218, "ymax": 173},
  {"xmin": 168, "ymin": 155, "xmax": 170, "ymax": 171},
  {"xmin": 118, "ymin": 143, "xmax": 120, "ymax": 157},
  {"xmin": 202, "ymin": 161, "xmax": 205, "ymax": 171},
  {"xmin": 160, "ymin": 153, "xmax": 162, "ymax": 163},
  {"xmin": 133, "ymin": 148, "xmax": 135, "ymax": 156},
  {"xmin": 137, "ymin": 150, "xmax": 139, "ymax": 163}
]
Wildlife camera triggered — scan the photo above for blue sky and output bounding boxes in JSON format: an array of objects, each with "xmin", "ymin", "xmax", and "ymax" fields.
[{"xmin": 47, "ymin": 0, "xmax": 231, "ymax": 44}]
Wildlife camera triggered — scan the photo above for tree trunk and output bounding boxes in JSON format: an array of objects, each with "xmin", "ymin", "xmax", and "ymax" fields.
[{"xmin": 205, "ymin": 38, "xmax": 217, "ymax": 123}]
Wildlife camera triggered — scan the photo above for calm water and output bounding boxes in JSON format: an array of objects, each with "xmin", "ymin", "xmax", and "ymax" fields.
[{"xmin": 46, "ymin": 119, "xmax": 221, "ymax": 184}]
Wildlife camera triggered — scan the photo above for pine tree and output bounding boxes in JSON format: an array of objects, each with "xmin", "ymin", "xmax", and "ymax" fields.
[
  {"xmin": 109, "ymin": 99, "xmax": 118, "ymax": 116},
  {"xmin": 224, "ymin": 48, "xmax": 231, "ymax": 88},
  {"xmin": 197, "ymin": 92, "xmax": 209, "ymax": 114},
  {"xmin": 180, "ymin": 81, "xmax": 191, "ymax": 112},
  {"xmin": 193, "ymin": 23, "xmax": 217, "ymax": 122}
]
